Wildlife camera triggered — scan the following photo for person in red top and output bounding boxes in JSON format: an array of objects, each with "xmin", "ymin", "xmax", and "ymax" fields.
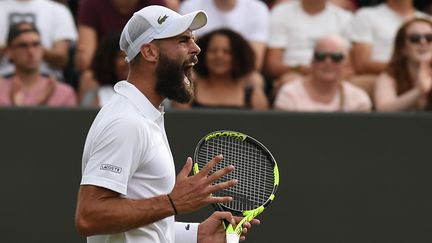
[{"xmin": 0, "ymin": 22, "xmax": 77, "ymax": 106}]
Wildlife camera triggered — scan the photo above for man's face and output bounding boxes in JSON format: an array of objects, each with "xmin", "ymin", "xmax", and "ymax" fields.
[
  {"xmin": 154, "ymin": 30, "xmax": 200, "ymax": 103},
  {"xmin": 8, "ymin": 31, "xmax": 42, "ymax": 73},
  {"xmin": 311, "ymin": 40, "xmax": 347, "ymax": 83}
]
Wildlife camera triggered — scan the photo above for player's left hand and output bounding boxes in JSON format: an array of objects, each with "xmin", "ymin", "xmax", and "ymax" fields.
[{"xmin": 197, "ymin": 211, "xmax": 260, "ymax": 243}]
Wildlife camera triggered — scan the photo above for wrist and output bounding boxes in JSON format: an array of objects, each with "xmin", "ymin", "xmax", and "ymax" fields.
[{"xmin": 167, "ymin": 194, "xmax": 178, "ymax": 215}]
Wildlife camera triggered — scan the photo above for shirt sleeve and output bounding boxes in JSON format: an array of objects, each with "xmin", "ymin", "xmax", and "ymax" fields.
[
  {"xmin": 273, "ymin": 84, "xmax": 297, "ymax": 111},
  {"xmin": 348, "ymin": 9, "xmax": 374, "ymax": 44},
  {"xmin": 267, "ymin": 6, "xmax": 288, "ymax": 48},
  {"xmin": 175, "ymin": 222, "xmax": 200, "ymax": 243},
  {"xmin": 77, "ymin": 0, "xmax": 97, "ymax": 28},
  {"xmin": 81, "ymin": 117, "xmax": 147, "ymax": 195}
]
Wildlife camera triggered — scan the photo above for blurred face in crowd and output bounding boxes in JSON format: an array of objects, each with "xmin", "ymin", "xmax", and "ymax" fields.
[
  {"xmin": 311, "ymin": 36, "xmax": 348, "ymax": 83},
  {"xmin": 403, "ymin": 21, "xmax": 432, "ymax": 63},
  {"xmin": 115, "ymin": 51, "xmax": 128, "ymax": 80},
  {"xmin": 205, "ymin": 34, "xmax": 232, "ymax": 77},
  {"xmin": 8, "ymin": 31, "xmax": 42, "ymax": 74}
]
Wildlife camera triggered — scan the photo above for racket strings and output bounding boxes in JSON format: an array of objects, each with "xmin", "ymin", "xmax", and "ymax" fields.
[{"xmin": 197, "ymin": 136, "xmax": 275, "ymax": 212}]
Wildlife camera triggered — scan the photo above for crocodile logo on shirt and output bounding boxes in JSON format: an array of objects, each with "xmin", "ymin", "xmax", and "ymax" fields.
[{"xmin": 157, "ymin": 15, "xmax": 169, "ymax": 24}]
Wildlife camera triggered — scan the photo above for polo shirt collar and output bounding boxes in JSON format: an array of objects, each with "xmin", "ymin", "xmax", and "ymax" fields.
[{"xmin": 114, "ymin": 81, "xmax": 164, "ymax": 121}]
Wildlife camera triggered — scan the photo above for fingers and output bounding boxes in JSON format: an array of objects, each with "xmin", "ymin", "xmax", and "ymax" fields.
[
  {"xmin": 177, "ymin": 157, "xmax": 193, "ymax": 179},
  {"xmin": 198, "ymin": 154, "xmax": 224, "ymax": 175},
  {"xmin": 212, "ymin": 211, "xmax": 236, "ymax": 226}
]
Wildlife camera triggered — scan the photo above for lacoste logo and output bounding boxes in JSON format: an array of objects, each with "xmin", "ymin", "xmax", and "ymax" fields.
[
  {"xmin": 157, "ymin": 15, "xmax": 169, "ymax": 24},
  {"xmin": 185, "ymin": 224, "xmax": 190, "ymax": 230},
  {"xmin": 100, "ymin": 164, "xmax": 122, "ymax": 174}
]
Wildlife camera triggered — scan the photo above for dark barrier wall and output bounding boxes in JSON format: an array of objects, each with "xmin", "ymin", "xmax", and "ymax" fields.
[{"xmin": 0, "ymin": 108, "xmax": 431, "ymax": 243}]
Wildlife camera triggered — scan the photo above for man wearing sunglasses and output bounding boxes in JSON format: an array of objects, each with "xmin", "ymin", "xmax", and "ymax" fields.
[{"xmin": 273, "ymin": 35, "xmax": 372, "ymax": 112}]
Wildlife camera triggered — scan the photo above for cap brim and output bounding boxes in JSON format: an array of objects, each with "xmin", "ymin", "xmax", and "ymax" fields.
[{"xmin": 155, "ymin": 10, "xmax": 207, "ymax": 39}]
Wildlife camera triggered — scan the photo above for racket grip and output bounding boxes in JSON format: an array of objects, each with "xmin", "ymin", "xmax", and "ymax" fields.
[{"xmin": 226, "ymin": 232, "xmax": 240, "ymax": 243}]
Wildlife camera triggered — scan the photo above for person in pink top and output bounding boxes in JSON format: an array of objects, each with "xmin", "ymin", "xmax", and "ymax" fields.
[
  {"xmin": 0, "ymin": 22, "xmax": 77, "ymax": 106},
  {"xmin": 274, "ymin": 35, "xmax": 372, "ymax": 112}
]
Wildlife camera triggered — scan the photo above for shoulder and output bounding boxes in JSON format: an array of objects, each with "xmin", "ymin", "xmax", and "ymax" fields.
[
  {"xmin": 327, "ymin": 3, "xmax": 353, "ymax": 19},
  {"xmin": 353, "ymin": 3, "xmax": 384, "ymax": 18},
  {"xmin": 271, "ymin": 1, "xmax": 297, "ymax": 15},
  {"xmin": 278, "ymin": 79, "xmax": 304, "ymax": 95},
  {"xmin": 243, "ymin": 0, "xmax": 268, "ymax": 11},
  {"xmin": 179, "ymin": 0, "xmax": 202, "ymax": 13},
  {"xmin": 342, "ymin": 81, "xmax": 371, "ymax": 100}
]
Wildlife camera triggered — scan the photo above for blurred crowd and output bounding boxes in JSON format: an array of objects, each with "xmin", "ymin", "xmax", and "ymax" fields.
[{"xmin": 0, "ymin": 0, "xmax": 431, "ymax": 112}]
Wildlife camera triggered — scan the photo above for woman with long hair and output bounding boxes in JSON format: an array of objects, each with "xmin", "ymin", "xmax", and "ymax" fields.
[
  {"xmin": 374, "ymin": 17, "xmax": 432, "ymax": 112},
  {"xmin": 173, "ymin": 28, "xmax": 269, "ymax": 110}
]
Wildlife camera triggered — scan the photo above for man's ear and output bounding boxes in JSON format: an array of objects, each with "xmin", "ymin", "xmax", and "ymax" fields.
[{"xmin": 140, "ymin": 43, "xmax": 159, "ymax": 63}]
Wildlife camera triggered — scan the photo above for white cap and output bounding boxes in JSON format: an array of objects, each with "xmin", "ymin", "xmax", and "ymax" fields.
[{"xmin": 120, "ymin": 5, "xmax": 207, "ymax": 62}]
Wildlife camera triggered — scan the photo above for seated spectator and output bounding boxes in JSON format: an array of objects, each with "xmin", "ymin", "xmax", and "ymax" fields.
[
  {"xmin": 75, "ymin": 0, "xmax": 166, "ymax": 72},
  {"xmin": 0, "ymin": 0, "xmax": 78, "ymax": 80},
  {"xmin": 0, "ymin": 23, "xmax": 77, "ymax": 106},
  {"xmin": 80, "ymin": 33, "xmax": 128, "ymax": 107},
  {"xmin": 179, "ymin": 0, "xmax": 269, "ymax": 69},
  {"xmin": 173, "ymin": 28, "xmax": 269, "ymax": 110},
  {"xmin": 348, "ymin": 0, "xmax": 430, "ymax": 95},
  {"xmin": 374, "ymin": 17, "xmax": 432, "ymax": 112},
  {"xmin": 265, "ymin": 0, "xmax": 353, "ymax": 95},
  {"xmin": 274, "ymin": 35, "xmax": 372, "ymax": 112}
]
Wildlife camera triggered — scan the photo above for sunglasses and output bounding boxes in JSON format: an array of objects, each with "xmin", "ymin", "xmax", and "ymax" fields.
[
  {"xmin": 407, "ymin": 33, "xmax": 432, "ymax": 44},
  {"xmin": 313, "ymin": 52, "xmax": 345, "ymax": 63}
]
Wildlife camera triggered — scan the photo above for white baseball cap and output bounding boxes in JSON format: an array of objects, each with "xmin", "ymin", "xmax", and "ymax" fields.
[{"xmin": 120, "ymin": 5, "xmax": 207, "ymax": 62}]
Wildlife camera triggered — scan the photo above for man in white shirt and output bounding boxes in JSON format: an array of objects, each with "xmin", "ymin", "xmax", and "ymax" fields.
[
  {"xmin": 74, "ymin": 5, "xmax": 258, "ymax": 243},
  {"xmin": 265, "ymin": 0, "xmax": 352, "ymax": 94}
]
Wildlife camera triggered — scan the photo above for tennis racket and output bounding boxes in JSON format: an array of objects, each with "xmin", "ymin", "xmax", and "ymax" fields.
[{"xmin": 193, "ymin": 130, "xmax": 279, "ymax": 243}]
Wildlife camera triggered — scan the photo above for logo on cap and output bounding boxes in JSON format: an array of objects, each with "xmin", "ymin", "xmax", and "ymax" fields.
[{"xmin": 157, "ymin": 15, "xmax": 169, "ymax": 25}]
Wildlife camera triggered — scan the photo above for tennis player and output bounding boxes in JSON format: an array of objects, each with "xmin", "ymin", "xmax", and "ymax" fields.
[{"xmin": 74, "ymin": 5, "xmax": 259, "ymax": 243}]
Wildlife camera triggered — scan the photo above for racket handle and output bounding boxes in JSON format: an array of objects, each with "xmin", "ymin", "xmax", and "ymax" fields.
[{"xmin": 226, "ymin": 232, "xmax": 240, "ymax": 243}]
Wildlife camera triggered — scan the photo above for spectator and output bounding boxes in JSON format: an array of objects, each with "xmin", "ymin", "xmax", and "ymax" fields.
[
  {"xmin": 80, "ymin": 33, "xmax": 128, "ymax": 107},
  {"xmin": 265, "ymin": 0, "xmax": 352, "ymax": 95},
  {"xmin": 74, "ymin": 0, "xmax": 166, "ymax": 72},
  {"xmin": 179, "ymin": 0, "xmax": 269, "ymax": 69},
  {"xmin": 0, "ymin": 22, "xmax": 77, "ymax": 106},
  {"xmin": 267, "ymin": 0, "xmax": 358, "ymax": 12},
  {"xmin": 173, "ymin": 28, "xmax": 269, "ymax": 110},
  {"xmin": 348, "ymin": 0, "xmax": 430, "ymax": 95},
  {"xmin": 0, "ymin": 0, "xmax": 78, "ymax": 80},
  {"xmin": 274, "ymin": 35, "xmax": 371, "ymax": 112},
  {"xmin": 374, "ymin": 17, "xmax": 432, "ymax": 112}
]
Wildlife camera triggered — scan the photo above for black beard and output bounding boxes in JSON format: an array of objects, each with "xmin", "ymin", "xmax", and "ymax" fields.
[{"xmin": 155, "ymin": 53, "xmax": 194, "ymax": 103}]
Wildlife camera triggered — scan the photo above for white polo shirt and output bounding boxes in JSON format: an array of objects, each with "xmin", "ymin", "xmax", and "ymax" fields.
[{"xmin": 81, "ymin": 81, "xmax": 198, "ymax": 243}]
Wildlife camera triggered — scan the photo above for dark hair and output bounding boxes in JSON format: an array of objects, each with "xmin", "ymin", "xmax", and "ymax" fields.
[
  {"xmin": 194, "ymin": 28, "xmax": 255, "ymax": 80},
  {"xmin": 7, "ymin": 22, "xmax": 39, "ymax": 45},
  {"xmin": 91, "ymin": 33, "xmax": 123, "ymax": 86},
  {"xmin": 386, "ymin": 17, "xmax": 432, "ymax": 109}
]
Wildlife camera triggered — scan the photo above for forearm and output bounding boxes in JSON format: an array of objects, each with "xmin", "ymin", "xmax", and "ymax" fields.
[
  {"xmin": 355, "ymin": 60, "xmax": 387, "ymax": 75},
  {"xmin": 75, "ymin": 187, "xmax": 176, "ymax": 236},
  {"xmin": 376, "ymin": 88, "xmax": 422, "ymax": 112},
  {"xmin": 43, "ymin": 48, "xmax": 68, "ymax": 69}
]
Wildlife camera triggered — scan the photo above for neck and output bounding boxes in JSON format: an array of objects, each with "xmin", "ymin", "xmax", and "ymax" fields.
[
  {"xmin": 15, "ymin": 69, "xmax": 40, "ymax": 88},
  {"xmin": 207, "ymin": 73, "xmax": 236, "ymax": 84},
  {"xmin": 213, "ymin": 0, "xmax": 236, "ymax": 11},
  {"xmin": 128, "ymin": 68, "xmax": 163, "ymax": 108},
  {"xmin": 305, "ymin": 77, "xmax": 339, "ymax": 103},
  {"xmin": 302, "ymin": 0, "xmax": 326, "ymax": 15},
  {"xmin": 386, "ymin": 0, "xmax": 415, "ymax": 18}
]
